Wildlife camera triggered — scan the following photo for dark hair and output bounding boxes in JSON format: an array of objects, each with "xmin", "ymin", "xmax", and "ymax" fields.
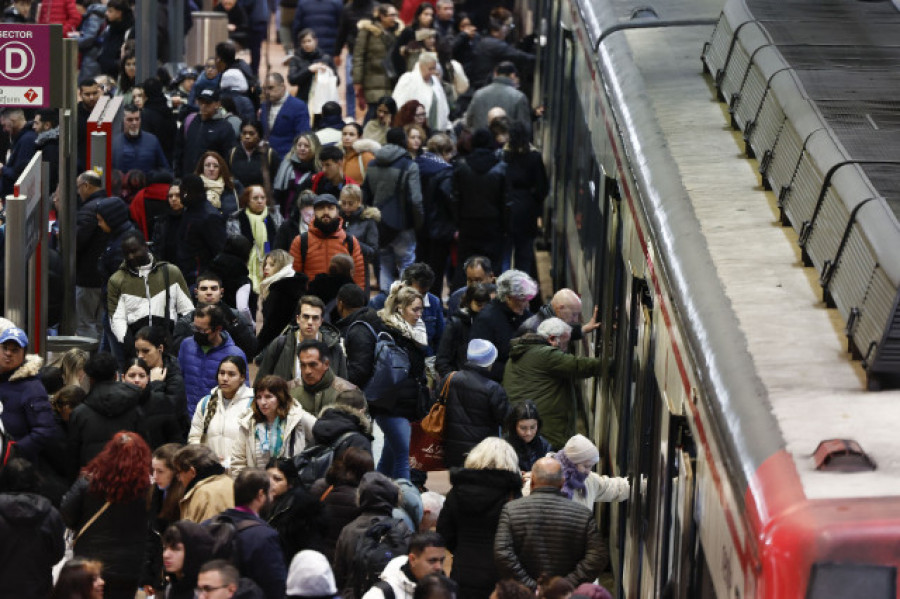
[
  {"xmin": 240, "ymin": 119, "xmax": 264, "ymax": 138},
  {"xmin": 539, "ymin": 576, "xmax": 575, "ymax": 599},
  {"xmin": 120, "ymin": 228, "xmax": 147, "ymax": 249},
  {"xmin": 215, "ymin": 40, "xmax": 237, "ymax": 65},
  {"xmin": 409, "ymin": 531, "xmax": 446, "ymax": 555},
  {"xmin": 173, "ymin": 444, "xmax": 219, "ymax": 474},
  {"xmin": 135, "ymin": 325, "xmax": 170, "ymax": 352},
  {"xmin": 252, "ymin": 375, "xmax": 293, "ymax": 422},
  {"xmin": 195, "ymin": 303, "xmax": 227, "ymax": 330},
  {"xmin": 319, "ymin": 144, "xmax": 344, "ymax": 163},
  {"xmin": 298, "ymin": 294, "xmax": 326, "ymax": 313},
  {"xmin": 507, "ymin": 120, "xmax": 531, "ymax": 153},
  {"xmin": 495, "ymin": 61, "xmax": 518, "ymax": 77},
  {"xmin": 265, "ymin": 456, "xmax": 300, "ymax": 488},
  {"xmin": 83, "ymin": 352, "xmax": 119, "ymax": 382},
  {"xmin": 0, "ymin": 457, "xmax": 37, "ymax": 493},
  {"xmin": 412, "ymin": 573, "xmax": 455, "ymax": 599},
  {"xmin": 472, "ymin": 127, "xmax": 493, "ymax": 149},
  {"xmin": 223, "ymin": 233, "xmax": 253, "ymax": 261},
  {"xmin": 148, "ymin": 169, "xmax": 174, "ymax": 185},
  {"xmin": 337, "ymin": 283, "xmax": 366, "ymax": 309},
  {"xmin": 234, "ymin": 468, "xmax": 270, "ymax": 506},
  {"xmin": 342, "ymin": 121, "xmax": 364, "ymax": 137},
  {"xmin": 507, "ymin": 400, "xmax": 543, "ymax": 434},
  {"xmin": 36, "ymin": 109, "xmax": 59, "ymax": 128},
  {"xmin": 463, "ymin": 255, "xmax": 493, "ymax": 274},
  {"xmin": 123, "ymin": 357, "xmax": 150, "ymax": 376},
  {"xmin": 386, "ymin": 127, "xmax": 407, "ymax": 146},
  {"xmin": 493, "ymin": 580, "xmax": 534, "ymax": 599},
  {"xmin": 161, "ymin": 522, "xmax": 183, "ymax": 549},
  {"xmin": 150, "ymin": 443, "xmax": 184, "ymax": 521},
  {"xmin": 41, "ymin": 366, "xmax": 64, "ymax": 396},
  {"xmin": 375, "ymin": 95, "xmax": 398, "ymax": 115},
  {"xmin": 297, "ymin": 339, "xmax": 331, "ymax": 362},
  {"xmin": 218, "ymin": 355, "xmax": 248, "ymax": 378},
  {"xmin": 322, "ymin": 101, "xmax": 342, "ymax": 118},
  {"xmin": 326, "ymin": 446, "xmax": 375, "ymax": 486},
  {"xmin": 122, "ymin": 102, "xmax": 140, "ymax": 114},
  {"xmin": 393, "ymin": 100, "xmax": 422, "ymax": 128},
  {"xmin": 489, "ymin": 116, "xmax": 510, "ymax": 138},
  {"xmin": 180, "ymin": 173, "xmax": 206, "ymax": 206},
  {"xmin": 52, "ymin": 559, "xmax": 103, "ymax": 599},
  {"xmin": 297, "ymin": 27, "xmax": 317, "ymax": 42},
  {"xmin": 197, "ymin": 271, "xmax": 224, "ymax": 287},
  {"xmin": 194, "ymin": 151, "xmax": 235, "ymax": 190},
  {"xmin": 461, "ymin": 282, "xmax": 492, "ymax": 310},
  {"xmin": 78, "ymin": 77, "xmax": 99, "ymax": 89},
  {"xmin": 402, "ymin": 263, "xmax": 435, "ymax": 290},
  {"xmin": 198, "ymin": 560, "xmax": 240, "ymax": 585},
  {"xmin": 55, "ymin": 385, "xmax": 87, "ymax": 412}
]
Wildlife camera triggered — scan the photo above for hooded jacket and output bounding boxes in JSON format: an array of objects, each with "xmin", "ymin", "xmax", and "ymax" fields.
[
  {"xmin": 75, "ymin": 189, "xmax": 110, "ymax": 287},
  {"xmin": 67, "ymin": 380, "xmax": 142, "ymax": 473},
  {"xmin": 96, "ymin": 197, "xmax": 137, "ymax": 285},
  {"xmin": 352, "ymin": 19, "xmax": 402, "ymax": 102},
  {"xmin": 178, "ymin": 331, "xmax": 248, "ymax": 417},
  {"xmin": 256, "ymin": 269, "xmax": 310, "ymax": 353},
  {"xmin": 435, "ymin": 309, "xmax": 473, "ymax": 377},
  {"xmin": 175, "ymin": 195, "xmax": 228, "ymax": 286},
  {"xmin": 361, "ymin": 144, "xmax": 423, "ymax": 231},
  {"xmin": 256, "ymin": 321, "xmax": 348, "ymax": 382},
  {"xmin": 290, "ymin": 218, "xmax": 366, "ymax": 288},
  {"xmin": 215, "ymin": 508, "xmax": 287, "ymax": 599},
  {"xmin": 310, "ymin": 403, "xmax": 372, "ymax": 456},
  {"xmin": 164, "ymin": 521, "xmax": 216, "ymax": 599},
  {"xmin": 230, "ymin": 402, "xmax": 317, "ymax": 477},
  {"xmin": 436, "ymin": 468, "xmax": 523, "ymax": 599},
  {"xmin": 0, "ymin": 492, "xmax": 66, "ymax": 599},
  {"xmin": 502, "ymin": 334, "xmax": 602, "ymax": 449},
  {"xmin": 441, "ymin": 365, "xmax": 511, "ymax": 468},
  {"xmin": 361, "ymin": 555, "xmax": 415, "ymax": 599},
  {"xmin": 0, "ymin": 355, "xmax": 59, "ymax": 462}
]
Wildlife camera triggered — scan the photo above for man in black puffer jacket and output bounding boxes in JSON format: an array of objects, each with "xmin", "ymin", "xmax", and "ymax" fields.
[{"xmin": 440, "ymin": 340, "xmax": 511, "ymax": 468}]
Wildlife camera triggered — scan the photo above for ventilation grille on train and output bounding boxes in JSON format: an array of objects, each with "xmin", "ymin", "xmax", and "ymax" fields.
[{"xmin": 702, "ymin": 0, "xmax": 900, "ymax": 390}]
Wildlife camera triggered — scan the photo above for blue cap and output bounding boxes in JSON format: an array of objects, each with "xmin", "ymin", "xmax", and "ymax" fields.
[
  {"xmin": 467, "ymin": 338, "xmax": 498, "ymax": 368},
  {"xmin": 0, "ymin": 327, "xmax": 28, "ymax": 348}
]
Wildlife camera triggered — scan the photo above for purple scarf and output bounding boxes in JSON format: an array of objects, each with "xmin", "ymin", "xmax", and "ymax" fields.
[{"xmin": 555, "ymin": 451, "xmax": 588, "ymax": 500}]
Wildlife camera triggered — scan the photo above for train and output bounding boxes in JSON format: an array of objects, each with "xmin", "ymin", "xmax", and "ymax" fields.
[{"xmin": 531, "ymin": 0, "xmax": 900, "ymax": 596}]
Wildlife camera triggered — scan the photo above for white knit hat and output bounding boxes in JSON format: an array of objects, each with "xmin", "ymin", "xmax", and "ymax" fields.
[
  {"xmin": 564, "ymin": 434, "xmax": 600, "ymax": 466},
  {"xmin": 467, "ymin": 339, "xmax": 498, "ymax": 368},
  {"xmin": 285, "ymin": 550, "xmax": 338, "ymax": 597}
]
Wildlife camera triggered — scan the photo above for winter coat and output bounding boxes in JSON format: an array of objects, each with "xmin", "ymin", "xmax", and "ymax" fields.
[
  {"xmin": 469, "ymin": 299, "xmax": 531, "ymax": 381},
  {"xmin": 352, "ymin": 19, "xmax": 402, "ymax": 103},
  {"xmin": 150, "ymin": 210, "xmax": 183, "ymax": 264},
  {"xmin": 188, "ymin": 385, "xmax": 255, "ymax": 467},
  {"xmin": 287, "ymin": 47, "xmax": 338, "ymax": 103},
  {"xmin": 106, "ymin": 256, "xmax": 194, "ymax": 343},
  {"xmin": 436, "ymin": 468, "xmax": 522, "ymax": 599},
  {"xmin": 37, "ymin": 0, "xmax": 80, "ymax": 34},
  {"xmin": 343, "ymin": 205, "xmax": 380, "ymax": 263},
  {"xmin": 334, "ymin": 0, "xmax": 375, "ymax": 54},
  {"xmin": 291, "ymin": 0, "xmax": 342, "ymax": 60},
  {"xmin": 289, "ymin": 369, "xmax": 357, "ymax": 418},
  {"xmin": 137, "ymin": 356, "xmax": 189, "ymax": 448},
  {"xmin": 97, "ymin": 18, "xmax": 132, "ymax": 78},
  {"xmin": 454, "ymin": 147, "xmax": 507, "ymax": 238},
  {"xmin": 173, "ymin": 302, "xmax": 259, "ymax": 359},
  {"xmin": 290, "ymin": 218, "xmax": 366, "ymax": 287},
  {"xmin": 256, "ymin": 322, "xmax": 348, "ymax": 382},
  {"xmin": 34, "ymin": 127, "xmax": 60, "ymax": 194},
  {"xmin": 466, "ymin": 76, "xmax": 532, "ymax": 133},
  {"xmin": 435, "ymin": 309, "xmax": 473, "ymax": 377},
  {"xmin": 372, "ymin": 319, "xmax": 428, "ymax": 420},
  {"xmin": 208, "ymin": 251, "xmax": 255, "ymax": 315},
  {"xmin": 77, "ymin": 3, "xmax": 108, "ymax": 78},
  {"xmin": 502, "ymin": 335, "xmax": 602, "ymax": 449},
  {"xmin": 0, "ymin": 355, "xmax": 59, "ymax": 462},
  {"xmin": 174, "ymin": 199, "xmax": 228, "ymax": 286},
  {"xmin": 273, "ymin": 155, "xmax": 317, "ymax": 220},
  {"xmin": 75, "ymin": 191, "xmax": 110, "ymax": 288},
  {"xmin": 441, "ymin": 366, "xmax": 511, "ymax": 468},
  {"xmin": 256, "ymin": 271, "xmax": 309, "ymax": 352},
  {"xmin": 178, "ymin": 332, "xmax": 248, "ymax": 417},
  {"xmin": 174, "ymin": 110, "xmax": 237, "ymax": 177},
  {"xmin": 160, "ymin": 520, "xmax": 216, "ymax": 599},
  {"xmin": 180, "ymin": 469, "xmax": 235, "ymax": 524},
  {"xmin": 336, "ymin": 306, "xmax": 384, "ymax": 389},
  {"xmin": 0, "ymin": 492, "xmax": 65, "ymax": 599},
  {"xmin": 264, "ymin": 484, "xmax": 326, "ymax": 565},
  {"xmin": 0, "ymin": 123, "xmax": 37, "ymax": 196},
  {"xmin": 421, "ymin": 292, "xmax": 444, "ymax": 357},
  {"xmin": 130, "ymin": 182, "xmax": 172, "ymax": 240},
  {"xmin": 311, "ymin": 481, "xmax": 360, "ymax": 563},
  {"xmin": 518, "ymin": 302, "xmax": 586, "ymax": 342},
  {"xmin": 261, "ymin": 95, "xmax": 312, "ymax": 159},
  {"xmin": 361, "ymin": 144, "xmax": 423, "ymax": 232},
  {"xmin": 494, "ymin": 487, "xmax": 607, "ymax": 590},
  {"xmin": 468, "ymin": 36, "xmax": 534, "ymax": 90},
  {"xmin": 230, "ymin": 402, "xmax": 317, "ymax": 477},
  {"xmin": 417, "ymin": 152, "xmax": 456, "ymax": 242},
  {"xmin": 61, "ymin": 476, "xmax": 149, "ymax": 587},
  {"xmin": 112, "ymin": 130, "xmax": 170, "ymax": 174},
  {"xmin": 141, "ymin": 94, "xmax": 179, "ymax": 163},
  {"xmin": 310, "ymin": 404, "xmax": 372, "ymax": 456},
  {"xmin": 505, "ymin": 431, "xmax": 553, "ymax": 473},
  {"xmin": 215, "ymin": 509, "xmax": 287, "ymax": 599},
  {"xmin": 361, "ymin": 555, "xmax": 415, "ymax": 599},
  {"xmin": 342, "ymin": 139, "xmax": 379, "ymax": 184},
  {"xmin": 229, "ymin": 144, "xmax": 281, "ymax": 191},
  {"xmin": 96, "ymin": 205, "xmax": 136, "ymax": 287},
  {"xmin": 67, "ymin": 380, "xmax": 142, "ymax": 473}
]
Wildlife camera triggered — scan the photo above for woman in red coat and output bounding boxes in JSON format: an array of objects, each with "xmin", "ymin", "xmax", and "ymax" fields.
[{"xmin": 38, "ymin": 0, "xmax": 81, "ymax": 34}]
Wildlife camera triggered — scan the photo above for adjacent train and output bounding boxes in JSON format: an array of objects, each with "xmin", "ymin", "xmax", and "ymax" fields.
[{"xmin": 532, "ymin": 0, "xmax": 900, "ymax": 596}]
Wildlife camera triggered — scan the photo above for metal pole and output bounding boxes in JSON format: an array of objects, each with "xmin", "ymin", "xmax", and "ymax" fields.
[
  {"xmin": 4, "ymin": 195, "xmax": 26, "ymax": 329},
  {"xmin": 135, "ymin": 0, "xmax": 158, "ymax": 84},
  {"xmin": 37, "ymin": 162, "xmax": 49, "ymax": 360},
  {"xmin": 168, "ymin": 0, "xmax": 186, "ymax": 75},
  {"xmin": 59, "ymin": 38, "xmax": 78, "ymax": 335}
]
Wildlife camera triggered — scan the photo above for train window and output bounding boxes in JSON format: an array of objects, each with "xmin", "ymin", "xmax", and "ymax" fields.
[{"xmin": 806, "ymin": 562, "xmax": 896, "ymax": 598}]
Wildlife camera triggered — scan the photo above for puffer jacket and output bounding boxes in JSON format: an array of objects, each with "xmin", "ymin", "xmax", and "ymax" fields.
[
  {"xmin": 291, "ymin": 0, "xmax": 342, "ymax": 59},
  {"xmin": 256, "ymin": 322, "xmax": 348, "ymax": 382},
  {"xmin": 310, "ymin": 403, "xmax": 372, "ymax": 457},
  {"xmin": 453, "ymin": 147, "xmax": 507, "ymax": 237},
  {"xmin": 230, "ymin": 402, "xmax": 317, "ymax": 476},
  {"xmin": 264, "ymin": 484, "xmax": 325, "ymax": 566},
  {"xmin": 494, "ymin": 487, "xmax": 607, "ymax": 590},
  {"xmin": 469, "ymin": 299, "xmax": 531, "ymax": 381},
  {"xmin": 140, "ymin": 354, "xmax": 190, "ymax": 448},
  {"xmin": 0, "ymin": 355, "xmax": 59, "ymax": 462},
  {"xmin": 290, "ymin": 218, "xmax": 366, "ymax": 288},
  {"xmin": 0, "ymin": 492, "xmax": 65, "ymax": 599},
  {"xmin": 352, "ymin": 19, "xmax": 402, "ymax": 103},
  {"xmin": 174, "ymin": 198, "xmax": 228, "ymax": 286},
  {"xmin": 361, "ymin": 144, "xmax": 423, "ymax": 231},
  {"xmin": 37, "ymin": 0, "xmax": 80, "ymax": 34},
  {"xmin": 441, "ymin": 365, "xmax": 511, "ymax": 468},
  {"xmin": 343, "ymin": 206, "xmax": 380, "ymax": 265},
  {"xmin": 342, "ymin": 139, "xmax": 379, "ymax": 184},
  {"xmin": 188, "ymin": 384, "xmax": 255, "ymax": 467},
  {"xmin": 502, "ymin": 334, "xmax": 601, "ymax": 449},
  {"xmin": 172, "ymin": 302, "xmax": 259, "ymax": 359},
  {"xmin": 287, "ymin": 46, "xmax": 338, "ymax": 103},
  {"xmin": 177, "ymin": 332, "xmax": 248, "ymax": 417},
  {"xmin": 436, "ymin": 468, "xmax": 522, "ymax": 599},
  {"xmin": 362, "ymin": 555, "xmax": 415, "ymax": 599},
  {"xmin": 174, "ymin": 109, "xmax": 237, "ymax": 177},
  {"xmin": 435, "ymin": 309, "xmax": 473, "ymax": 377},
  {"xmin": 310, "ymin": 480, "xmax": 360, "ymax": 562},
  {"xmin": 66, "ymin": 380, "xmax": 142, "ymax": 474}
]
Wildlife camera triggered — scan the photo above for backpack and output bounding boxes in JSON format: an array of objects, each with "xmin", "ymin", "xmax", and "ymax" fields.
[
  {"xmin": 351, "ymin": 517, "xmax": 410, "ymax": 598},
  {"xmin": 204, "ymin": 514, "xmax": 264, "ymax": 564},
  {"xmin": 291, "ymin": 430, "xmax": 357, "ymax": 489},
  {"xmin": 374, "ymin": 160, "xmax": 412, "ymax": 245},
  {"xmin": 348, "ymin": 320, "xmax": 410, "ymax": 409},
  {"xmin": 296, "ymin": 231, "xmax": 356, "ymax": 272}
]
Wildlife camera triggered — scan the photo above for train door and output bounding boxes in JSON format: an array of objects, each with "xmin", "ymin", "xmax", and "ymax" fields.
[{"xmin": 549, "ymin": 27, "xmax": 577, "ymax": 288}]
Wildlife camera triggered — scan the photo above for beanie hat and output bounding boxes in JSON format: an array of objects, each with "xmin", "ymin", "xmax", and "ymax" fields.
[
  {"xmin": 285, "ymin": 550, "xmax": 338, "ymax": 597},
  {"xmin": 96, "ymin": 197, "xmax": 130, "ymax": 231},
  {"xmin": 573, "ymin": 583, "xmax": 613, "ymax": 599},
  {"xmin": 564, "ymin": 434, "xmax": 599, "ymax": 466},
  {"xmin": 467, "ymin": 339, "xmax": 498, "ymax": 368},
  {"xmin": 219, "ymin": 69, "xmax": 248, "ymax": 92}
]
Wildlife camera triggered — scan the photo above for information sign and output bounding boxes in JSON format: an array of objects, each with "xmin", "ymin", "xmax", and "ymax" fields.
[{"xmin": 0, "ymin": 25, "xmax": 62, "ymax": 108}]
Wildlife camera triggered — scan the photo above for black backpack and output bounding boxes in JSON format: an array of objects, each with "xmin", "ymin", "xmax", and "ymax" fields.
[
  {"xmin": 291, "ymin": 430, "xmax": 357, "ymax": 489},
  {"xmin": 351, "ymin": 516, "xmax": 411, "ymax": 597},
  {"xmin": 204, "ymin": 514, "xmax": 264, "ymax": 564}
]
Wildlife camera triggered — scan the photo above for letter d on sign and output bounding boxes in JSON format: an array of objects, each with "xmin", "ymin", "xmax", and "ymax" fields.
[{"xmin": 5, "ymin": 47, "xmax": 26, "ymax": 74}]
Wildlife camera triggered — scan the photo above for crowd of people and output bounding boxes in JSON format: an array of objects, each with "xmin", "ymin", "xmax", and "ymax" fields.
[{"xmin": 0, "ymin": 0, "xmax": 631, "ymax": 597}]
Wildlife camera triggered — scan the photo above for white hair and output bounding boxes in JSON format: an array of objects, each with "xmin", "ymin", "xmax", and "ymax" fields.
[
  {"xmin": 464, "ymin": 437, "xmax": 520, "ymax": 473},
  {"xmin": 421, "ymin": 491, "xmax": 445, "ymax": 514},
  {"xmin": 496, "ymin": 269, "xmax": 537, "ymax": 301},
  {"xmin": 537, "ymin": 317, "xmax": 572, "ymax": 339}
]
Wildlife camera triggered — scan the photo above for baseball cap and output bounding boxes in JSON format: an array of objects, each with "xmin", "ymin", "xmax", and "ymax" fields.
[
  {"xmin": 313, "ymin": 193, "xmax": 339, "ymax": 207},
  {"xmin": 197, "ymin": 87, "xmax": 220, "ymax": 102},
  {"xmin": 0, "ymin": 327, "xmax": 28, "ymax": 348}
]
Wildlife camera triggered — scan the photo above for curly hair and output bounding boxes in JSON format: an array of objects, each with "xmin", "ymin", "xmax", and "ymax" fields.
[
  {"xmin": 83, "ymin": 432, "xmax": 151, "ymax": 503},
  {"xmin": 252, "ymin": 375, "xmax": 293, "ymax": 422},
  {"xmin": 393, "ymin": 99, "xmax": 423, "ymax": 128}
]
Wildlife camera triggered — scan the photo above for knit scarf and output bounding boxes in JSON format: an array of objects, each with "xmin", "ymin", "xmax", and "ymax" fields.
[
  {"xmin": 255, "ymin": 417, "xmax": 284, "ymax": 458},
  {"xmin": 259, "ymin": 263, "xmax": 296, "ymax": 301},
  {"xmin": 200, "ymin": 175, "xmax": 225, "ymax": 209},
  {"xmin": 556, "ymin": 451, "xmax": 588, "ymax": 500},
  {"xmin": 245, "ymin": 207, "xmax": 270, "ymax": 294},
  {"xmin": 381, "ymin": 312, "xmax": 428, "ymax": 346}
]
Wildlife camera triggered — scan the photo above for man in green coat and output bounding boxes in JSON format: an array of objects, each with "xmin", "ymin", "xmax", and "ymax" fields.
[
  {"xmin": 502, "ymin": 318, "xmax": 601, "ymax": 448},
  {"xmin": 290, "ymin": 339, "xmax": 358, "ymax": 415}
]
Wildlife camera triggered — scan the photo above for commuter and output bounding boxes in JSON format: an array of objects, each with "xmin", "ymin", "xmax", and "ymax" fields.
[
  {"xmin": 0, "ymin": 327, "xmax": 59, "ymax": 463},
  {"xmin": 274, "ymin": 132, "xmax": 321, "ymax": 220},
  {"xmin": 288, "ymin": 28, "xmax": 339, "ymax": 105},
  {"xmin": 353, "ymin": 4, "xmax": 402, "ymax": 121},
  {"xmin": 140, "ymin": 77, "xmax": 178, "ymax": 163},
  {"xmin": 446, "ymin": 255, "xmax": 495, "ymax": 315},
  {"xmin": 0, "ymin": 458, "xmax": 65, "ymax": 599},
  {"xmin": 275, "ymin": 189, "xmax": 317, "ymax": 251},
  {"xmin": 362, "ymin": 96, "xmax": 397, "ymax": 144},
  {"xmin": 412, "ymin": 573, "xmax": 457, "ymax": 599},
  {"xmin": 310, "ymin": 387, "xmax": 373, "ymax": 460},
  {"xmin": 188, "ymin": 356, "xmax": 254, "ymax": 469},
  {"xmin": 392, "ymin": 3, "xmax": 435, "ymax": 74},
  {"xmin": 96, "ymin": 198, "xmax": 137, "ymax": 306},
  {"xmin": 263, "ymin": 458, "xmax": 325, "ymax": 564},
  {"xmin": 61, "ymin": 432, "xmax": 151, "ymax": 599},
  {"xmin": 415, "ymin": 133, "xmax": 455, "ymax": 296},
  {"xmin": 150, "ymin": 181, "xmax": 184, "ymax": 264},
  {"xmin": 53, "ymin": 558, "xmax": 106, "ymax": 599},
  {"xmin": 314, "ymin": 102, "xmax": 345, "ymax": 146},
  {"xmin": 289, "ymin": 339, "xmax": 356, "ymax": 414},
  {"xmin": 504, "ymin": 400, "xmax": 553, "ymax": 472},
  {"xmin": 197, "ymin": 560, "xmax": 265, "ymax": 599},
  {"xmin": 312, "ymin": 447, "xmax": 374, "ymax": 562},
  {"xmin": 255, "ymin": 249, "xmax": 309, "ymax": 352},
  {"xmin": 0, "ymin": 108, "xmax": 37, "ymax": 196},
  {"xmin": 195, "ymin": 150, "xmax": 241, "ymax": 216},
  {"xmin": 174, "ymin": 443, "xmax": 235, "ymax": 522},
  {"xmin": 174, "ymin": 88, "xmax": 237, "ymax": 178},
  {"xmin": 262, "ymin": 72, "xmax": 312, "ymax": 160},
  {"xmin": 106, "ymin": 229, "xmax": 194, "ymax": 351},
  {"xmin": 74, "ymin": 171, "xmax": 110, "ymax": 340},
  {"xmin": 291, "ymin": 193, "xmax": 367, "ymax": 288},
  {"xmin": 236, "ymin": 0, "xmax": 268, "ymax": 78},
  {"xmin": 341, "ymin": 123, "xmax": 379, "ymax": 183},
  {"xmin": 225, "ymin": 185, "xmax": 283, "ymax": 300},
  {"xmin": 393, "ymin": 53, "xmax": 451, "ymax": 133},
  {"xmin": 334, "ymin": 0, "xmax": 375, "ymax": 119},
  {"xmin": 433, "ymin": 0, "xmax": 454, "ymax": 39},
  {"xmin": 213, "ymin": 468, "xmax": 288, "ymax": 599},
  {"xmin": 468, "ymin": 19, "xmax": 535, "ymax": 91},
  {"xmin": 332, "ymin": 283, "xmax": 383, "ymax": 386},
  {"xmin": 141, "ymin": 443, "xmax": 185, "ymax": 595},
  {"xmin": 333, "ymin": 472, "xmax": 411, "ymax": 595},
  {"xmin": 230, "ymin": 376, "xmax": 317, "ymax": 477},
  {"xmin": 215, "ymin": 0, "xmax": 250, "ymax": 48},
  {"xmin": 451, "ymin": 13, "xmax": 479, "ymax": 78},
  {"xmin": 552, "ymin": 434, "xmax": 630, "ymax": 509},
  {"xmin": 66, "ymin": 353, "xmax": 142, "ymax": 475},
  {"xmin": 466, "ymin": 62, "xmax": 532, "ymax": 133},
  {"xmin": 494, "ymin": 457, "xmax": 606, "ymax": 591},
  {"xmin": 291, "ymin": 0, "xmax": 342, "ymax": 64},
  {"xmin": 33, "ymin": 109, "xmax": 60, "ymax": 193},
  {"xmin": 285, "ymin": 550, "xmax": 340, "ymax": 598},
  {"xmin": 76, "ymin": 1, "xmax": 108, "ymax": 79},
  {"xmin": 339, "ymin": 184, "xmax": 379, "ymax": 293},
  {"xmin": 307, "ymin": 145, "xmax": 358, "ymax": 197},
  {"xmin": 394, "ymin": 100, "xmax": 428, "ymax": 133},
  {"xmin": 76, "ymin": 79, "xmax": 103, "ymax": 174},
  {"xmin": 134, "ymin": 325, "xmax": 190, "ymax": 440},
  {"xmin": 96, "ymin": 0, "xmax": 132, "ymax": 78},
  {"xmin": 361, "ymin": 531, "xmax": 447, "ymax": 599},
  {"xmin": 112, "ymin": 104, "xmax": 168, "ymax": 175},
  {"xmin": 503, "ymin": 318, "xmax": 601, "ymax": 448},
  {"xmin": 174, "ymin": 174, "xmax": 228, "ymax": 287},
  {"xmin": 400, "ymin": 263, "xmax": 445, "ymax": 356},
  {"xmin": 208, "ymin": 235, "xmax": 256, "ymax": 320},
  {"xmin": 436, "ymin": 438, "xmax": 522, "ymax": 599},
  {"xmin": 178, "ymin": 303, "xmax": 248, "ymax": 417},
  {"xmin": 130, "ymin": 170, "xmax": 175, "ymax": 241},
  {"xmin": 122, "ymin": 358, "xmax": 182, "ymax": 449},
  {"xmin": 159, "ymin": 520, "xmax": 216, "ymax": 599},
  {"xmin": 519, "ymin": 287, "xmax": 601, "ymax": 341},
  {"xmin": 169, "ymin": 68, "xmax": 198, "ymax": 116},
  {"xmin": 228, "ymin": 120, "xmax": 281, "ymax": 197},
  {"xmin": 469, "ymin": 269, "xmax": 537, "ymax": 381},
  {"xmin": 171, "ymin": 271, "xmax": 257, "ymax": 358},
  {"xmin": 436, "ymin": 283, "xmax": 491, "ymax": 377},
  {"xmin": 405, "ymin": 123, "xmax": 427, "ymax": 158},
  {"xmin": 257, "ymin": 295, "xmax": 348, "ymax": 382},
  {"xmin": 491, "ymin": 580, "xmax": 535, "ymax": 599},
  {"xmin": 363, "ymin": 127, "xmax": 424, "ymax": 291}
]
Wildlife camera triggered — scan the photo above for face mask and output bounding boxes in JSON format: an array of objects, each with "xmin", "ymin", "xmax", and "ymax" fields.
[
  {"xmin": 193, "ymin": 332, "xmax": 211, "ymax": 346},
  {"xmin": 314, "ymin": 216, "xmax": 340, "ymax": 235}
]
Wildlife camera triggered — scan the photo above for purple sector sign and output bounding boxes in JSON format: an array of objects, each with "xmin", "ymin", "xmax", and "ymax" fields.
[{"xmin": 0, "ymin": 25, "xmax": 53, "ymax": 108}]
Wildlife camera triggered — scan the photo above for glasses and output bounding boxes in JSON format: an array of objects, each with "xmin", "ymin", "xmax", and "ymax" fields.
[
  {"xmin": 415, "ymin": 112, "xmax": 426, "ymax": 117},
  {"xmin": 191, "ymin": 324, "xmax": 212, "ymax": 334},
  {"xmin": 195, "ymin": 584, "xmax": 228, "ymax": 595}
]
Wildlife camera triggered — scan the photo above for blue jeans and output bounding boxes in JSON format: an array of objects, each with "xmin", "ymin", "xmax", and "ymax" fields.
[
  {"xmin": 375, "ymin": 414, "xmax": 410, "ymax": 480},
  {"xmin": 379, "ymin": 228, "xmax": 416, "ymax": 291}
]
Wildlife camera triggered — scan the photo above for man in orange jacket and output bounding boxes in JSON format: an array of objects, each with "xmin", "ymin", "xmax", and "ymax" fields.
[{"xmin": 290, "ymin": 193, "xmax": 366, "ymax": 288}]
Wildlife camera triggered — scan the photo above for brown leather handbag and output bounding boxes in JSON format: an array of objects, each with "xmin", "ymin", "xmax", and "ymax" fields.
[{"xmin": 420, "ymin": 371, "xmax": 455, "ymax": 438}]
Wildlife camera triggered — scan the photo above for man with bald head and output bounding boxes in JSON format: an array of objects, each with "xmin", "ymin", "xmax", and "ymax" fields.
[
  {"xmin": 519, "ymin": 288, "xmax": 601, "ymax": 341},
  {"xmin": 494, "ymin": 457, "xmax": 606, "ymax": 591}
]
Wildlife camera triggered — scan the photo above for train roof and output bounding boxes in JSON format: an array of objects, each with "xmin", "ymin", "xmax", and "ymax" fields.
[{"xmin": 579, "ymin": 0, "xmax": 900, "ymax": 500}]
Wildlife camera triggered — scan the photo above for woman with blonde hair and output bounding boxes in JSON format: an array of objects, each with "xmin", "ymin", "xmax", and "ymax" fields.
[
  {"xmin": 436, "ymin": 437, "xmax": 523, "ymax": 599},
  {"xmin": 230, "ymin": 375, "xmax": 316, "ymax": 477},
  {"xmin": 256, "ymin": 249, "xmax": 309, "ymax": 351},
  {"xmin": 57, "ymin": 347, "xmax": 89, "ymax": 388},
  {"xmin": 194, "ymin": 151, "xmax": 240, "ymax": 215},
  {"xmin": 273, "ymin": 132, "xmax": 321, "ymax": 220},
  {"xmin": 227, "ymin": 185, "xmax": 284, "ymax": 297}
]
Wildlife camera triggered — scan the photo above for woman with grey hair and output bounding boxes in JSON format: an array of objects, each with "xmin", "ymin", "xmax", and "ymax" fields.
[
  {"xmin": 436, "ymin": 437, "xmax": 522, "ymax": 599},
  {"xmin": 469, "ymin": 269, "xmax": 538, "ymax": 381}
]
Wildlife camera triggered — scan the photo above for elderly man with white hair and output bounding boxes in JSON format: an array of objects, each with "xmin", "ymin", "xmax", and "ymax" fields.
[
  {"xmin": 502, "ymin": 317, "xmax": 603, "ymax": 448},
  {"xmin": 391, "ymin": 52, "xmax": 450, "ymax": 132}
]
